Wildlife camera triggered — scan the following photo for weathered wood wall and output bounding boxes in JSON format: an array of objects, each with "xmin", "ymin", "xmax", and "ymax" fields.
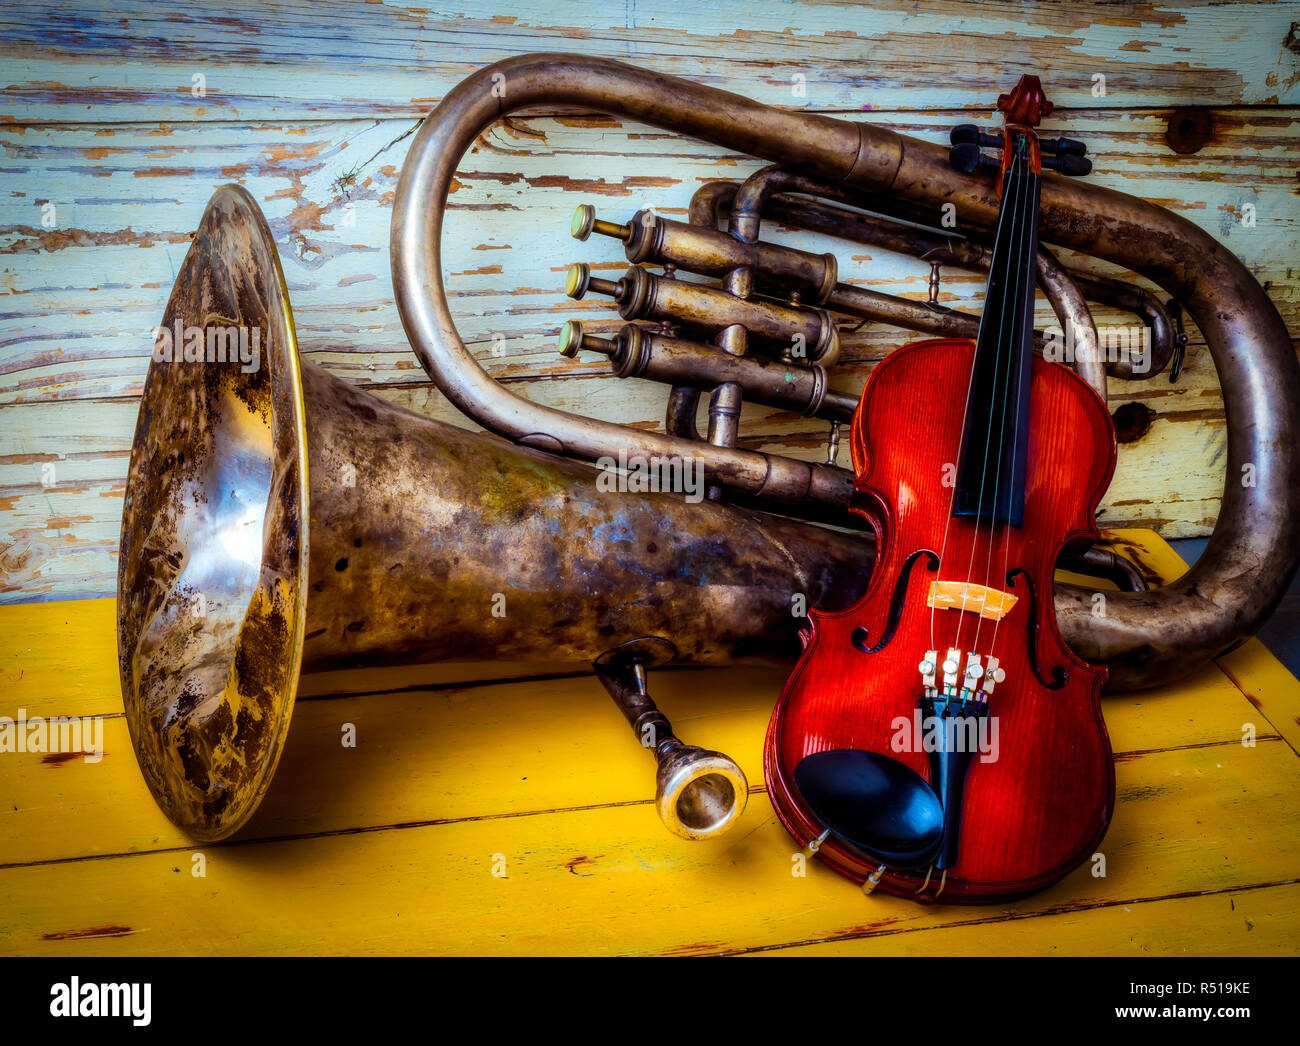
[{"xmin": 1, "ymin": 0, "xmax": 1297, "ymax": 602}]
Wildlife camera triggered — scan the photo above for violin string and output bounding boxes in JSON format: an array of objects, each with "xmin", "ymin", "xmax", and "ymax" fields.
[
  {"xmin": 929, "ymin": 138, "xmax": 1018, "ymax": 655},
  {"xmin": 945, "ymin": 145, "xmax": 1020, "ymax": 659},
  {"xmin": 973, "ymin": 140, "xmax": 1032, "ymax": 662},
  {"xmin": 967, "ymin": 149, "xmax": 1024, "ymax": 660},
  {"xmin": 955, "ymin": 139, "xmax": 1027, "ymax": 661},
  {"xmin": 932, "ymin": 161, "xmax": 1015, "ymax": 656},
  {"xmin": 990, "ymin": 150, "xmax": 1038, "ymax": 665}
]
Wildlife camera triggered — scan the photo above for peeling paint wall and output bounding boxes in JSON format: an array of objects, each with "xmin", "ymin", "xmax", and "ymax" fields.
[{"xmin": 1, "ymin": 0, "xmax": 1297, "ymax": 601}]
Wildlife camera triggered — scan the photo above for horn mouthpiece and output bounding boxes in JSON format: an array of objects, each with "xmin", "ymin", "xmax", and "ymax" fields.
[{"xmin": 654, "ymin": 742, "xmax": 749, "ymax": 841}]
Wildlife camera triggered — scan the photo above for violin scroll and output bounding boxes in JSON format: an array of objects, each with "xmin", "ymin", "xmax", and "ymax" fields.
[{"xmin": 997, "ymin": 74, "xmax": 1053, "ymax": 126}]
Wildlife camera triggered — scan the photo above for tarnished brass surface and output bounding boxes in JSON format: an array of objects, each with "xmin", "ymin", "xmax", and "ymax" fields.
[
  {"xmin": 565, "ymin": 263, "xmax": 839, "ymax": 362},
  {"xmin": 117, "ymin": 186, "xmax": 308, "ymax": 842},
  {"xmin": 559, "ymin": 321, "xmax": 852, "ymax": 422},
  {"xmin": 391, "ymin": 52, "xmax": 1300, "ymax": 690},
  {"xmin": 296, "ymin": 359, "xmax": 870, "ymax": 671},
  {"xmin": 118, "ymin": 186, "xmax": 875, "ymax": 841}
]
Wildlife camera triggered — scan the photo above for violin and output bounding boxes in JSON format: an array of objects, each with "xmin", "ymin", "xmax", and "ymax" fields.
[{"xmin": 764, "ymin": 76, "xmax": 1115, "ymax": 904}]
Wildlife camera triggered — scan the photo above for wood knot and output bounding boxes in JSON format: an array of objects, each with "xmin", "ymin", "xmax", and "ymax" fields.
[
  {"xmin": 1165, "ymin": 108, "xmax": 1213, "ymax": 155},
  {"xmin": 1112, "ymin": 402, "xmax": 1155, "ymax": 444}
]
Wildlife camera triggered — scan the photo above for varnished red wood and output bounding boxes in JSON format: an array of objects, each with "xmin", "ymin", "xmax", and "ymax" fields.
[
  {"xmin": 764, "ymin": 338, "xmax": 1118, "ymax": 903},
  {"xmin": 993, "ymin": 74, "xmax": 1048, "ymax": 194},
  {"xmin": 997, "ymin": 74, "xmax": 1053, "ymax": 126}
]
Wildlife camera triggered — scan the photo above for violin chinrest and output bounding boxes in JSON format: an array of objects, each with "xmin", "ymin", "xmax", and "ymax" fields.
[{"xmin": 794, "ymin": 749, "xmax": 944, "ymax": 869}]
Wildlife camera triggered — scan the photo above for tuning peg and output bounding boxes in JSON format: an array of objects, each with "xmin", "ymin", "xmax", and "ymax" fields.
[
  {"xmin": 1040, "ymin": 135, "xmax": 1087, "ymax": 158},
  {"xmin": 948, "ymin": 142, "xmax": 999, "ymax": 175},
  {"xmin": 950, "ymin": 124, "xmax": 1002, "ymax": 149},
  {"xmin": 1041, "ymin": 153, "xmax": 1092, "ymax": 177}
]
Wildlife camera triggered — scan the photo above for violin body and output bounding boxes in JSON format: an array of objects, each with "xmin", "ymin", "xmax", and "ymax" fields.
[{"xmin": 765, "ymin": 337, "xmax": 1117, "ymax": 903}]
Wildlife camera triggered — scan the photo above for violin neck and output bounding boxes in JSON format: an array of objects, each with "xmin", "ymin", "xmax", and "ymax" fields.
[{"xmin": 953, "ymin": 135, "xmax": 1042, "ymax": 528}]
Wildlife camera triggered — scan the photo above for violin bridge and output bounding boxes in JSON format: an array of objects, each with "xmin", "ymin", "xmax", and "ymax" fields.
[{"xmin": 927, "ymin": 580, "xmax": 1018, "ymax": 621}]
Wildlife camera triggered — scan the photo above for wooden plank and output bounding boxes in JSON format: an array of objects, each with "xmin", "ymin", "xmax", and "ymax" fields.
[
  {"xmin": 1, "ymin": 739, "xmax": 1296, "ymax": 956},
  {"xmin": 761, "ymin": 881, "xmax": 1300, "ymax": 955},
  {"xmin": 1217, "ymin": 636, "xmax": 1300, "ymax": 758},
  {"xmin": 2, "ymin": 1, "xmax": 1296, "ymax": 123},
  {"xmin": 0, "ymin": 647, "xmax": 1273, "ymax": 867}
]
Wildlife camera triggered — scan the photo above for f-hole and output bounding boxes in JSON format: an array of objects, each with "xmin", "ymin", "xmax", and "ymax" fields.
[
  {"xmin": 1006, "ymin": 567, "xmax": 1068, "ymax": 690},
  {"xmin": 851, "ymin": 549, "xmax": 939, "ymax": 654}
]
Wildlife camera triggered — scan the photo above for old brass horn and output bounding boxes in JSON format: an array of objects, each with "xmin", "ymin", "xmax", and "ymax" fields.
[
  {"xmin": 116, "ymin": 186, "xmax": 873, "ymax": 842},
  {"xmin": 391, "ymin": 53, "xmax": 1300, "ymax": 692}
]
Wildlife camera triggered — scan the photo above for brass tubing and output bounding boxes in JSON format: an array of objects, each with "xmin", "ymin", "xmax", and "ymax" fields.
[
  {"xmin": 1037, "ymin": 246, "xmax": 1105, "ymax": 400},
  {"xmin": 574, "ymin": 204, "xmax": 837, "ymax": 305},
  {"xmin": 696, "ymin": 176, "xmax": 1105, "ymax": 399},
  {"xmin": 561, "ymin": 322, "xmax": 853, "ymax": 422},
  {"xmin": 1070, "ymin": 272, "xmax": 1176, "ymax": 379},
  {"xmin": 705, "ymin": 178, "xmax": 1171, "ymax": 382},
  {"xmin": 392, "ymin": 52, "xmax": 860, "ymax": 511},
  {"xmin": 828, "ymin": 282, "xmax": 978, "ymax": 338},
  {"xmin": 767, "ymin": 194, "xmax": 987, "ymax": 268},
  {"xmin": 565, "ymin": 263, "xmax": 838, "ymax": 362},
  {"xmin": 786, "ymin": 193, "xmax": 1167, "ymax": 381},
  {"xmin": 392, "ymin": 52, "xmax": 1300, "ymax": 689},
  {"xmin": 773, "ymin": 185, "xmax": 1176, "ymax": 378},
  {"xmin": 708, "ymin": 260, "xmax": 755, "ymax": 499}
]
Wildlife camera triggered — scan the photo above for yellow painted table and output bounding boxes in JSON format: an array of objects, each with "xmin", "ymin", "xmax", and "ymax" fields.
[{"xmin": 1, "ymin": 530, "xmax": 1297, "ymax": 956}]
